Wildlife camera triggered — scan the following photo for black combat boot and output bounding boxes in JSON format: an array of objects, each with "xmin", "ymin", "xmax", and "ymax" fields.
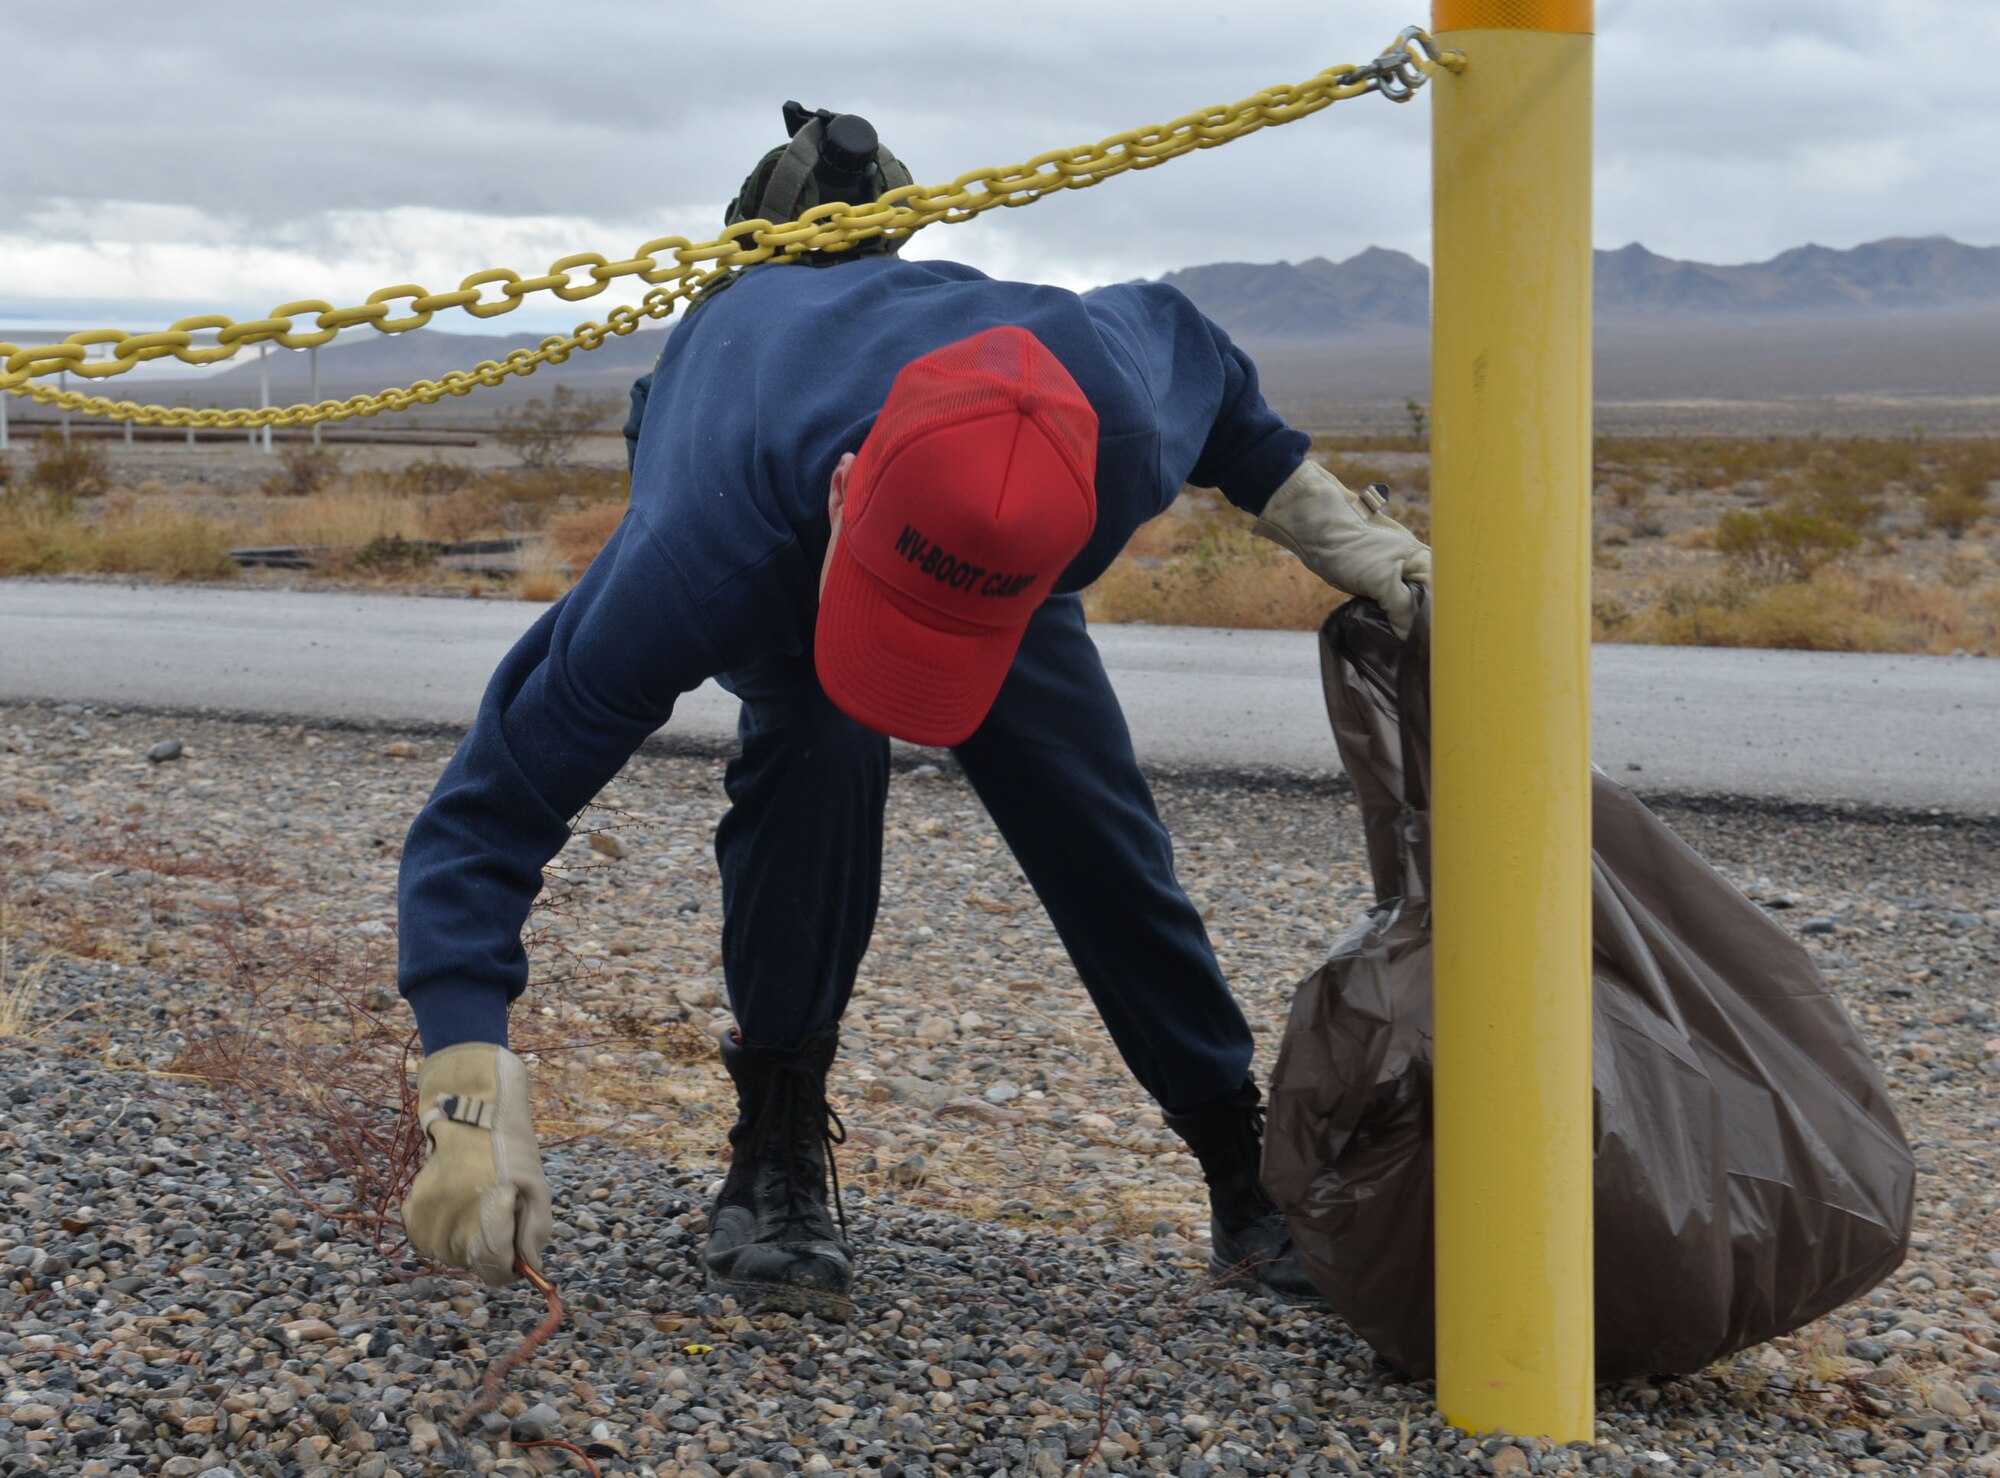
[
  {"xmin": 1162, "ymin": 1077, "xmax": 1326, "ymax": 1306},
  {"xmin": 702, "ymin": 1022, "xmax": 855, "ymax": 1319}
]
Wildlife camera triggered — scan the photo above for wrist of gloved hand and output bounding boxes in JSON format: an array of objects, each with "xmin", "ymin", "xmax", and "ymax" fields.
[
  {"xmin": 401, "ymin": 1041, "xmax": 554, "ymax": 1288},
  {"xmin": 1251, "ymin": 459, "xmax": 1431, "ymax": 638}
]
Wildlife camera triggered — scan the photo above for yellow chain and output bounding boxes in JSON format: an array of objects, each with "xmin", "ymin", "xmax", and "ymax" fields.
[{"xmin": 2, "ymin": 30, "xmax": 1458, "ymax": 429}]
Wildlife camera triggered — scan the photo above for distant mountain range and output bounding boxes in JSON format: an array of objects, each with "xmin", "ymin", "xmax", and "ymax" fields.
[
  {"xmin": 89, "ymin": 234, "xmax": 1999, "ymax": 419},
  {"xmin": 1153, "ymin": 235, "xmax": 2000, "ymax": 339}
]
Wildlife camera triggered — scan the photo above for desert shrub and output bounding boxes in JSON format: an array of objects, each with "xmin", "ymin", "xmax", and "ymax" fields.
[
  {"xmin": 485, "ymin": 468, "xmax": 568, "ymax": 511},
  {"xmin": 1602, "ymin": 475, "xmax": 1649, "ymax": 510},
  {"xmin": 420, "ymin": 483, "xmax": 510, "ymax": 542},
  {"xmin": 1403, "ymin": 396, "xmax": 1427, "ymax": 447},
  {"xmin": 1714, "ymin": 502, "xmax": 1861, "ymax": 582},
  {"xmin": 29, "ymin": 430, "xmax": 110, "ymax": 499},
  {"xmin": 1940, "ymin": 549, "xmax": 1989, "ymax": 589},
  {"xmin": 486, "ymin": 463, "xmax": 628, "ymax": 513},
  {"xmin": 0, "ymin": 452, "xmax": 12, "ymax": 487},
  {"xmin": 1924, "ymin": 458, "xmax": 1992, "ymax": 538},
  {"xmin": 1592, "ymin": 594, "xmax": 1633, "ymax": 637},
  {"xmin": 1325, "ymin": 455, "xmax": 1429, "ymax": 495},
  {"xmin": 495, "ymin": 385, "xmax": 618, "ymax": 472},
  {"xmin": 1624, "ymin": 498, "xmax": 1667, "ymax": 539},
  {"xmin": 390, "ymin": 454, "xmax": 476, "ymax": 497},
  {"xmin": 261, "ymin": 443, "xmax": 346, "ymax": 497},
  {"xmin": 1619, "ymin": 570, "xmax": 1994, "ymax": 655},
  {"xmin": 1118, "ymin": 489, "xmax": 1232, "ymax": 562},
  {"xmin": 1084, "ymin": 521, "xmax": 1342, "ymax": 630},
  {"xmin": 547, "ymin": 503, "xmax": 626, "ymax": 572},
  {"xmin": 1794, "ymin": 459, "xmax": 1882, "ymax": 533}
]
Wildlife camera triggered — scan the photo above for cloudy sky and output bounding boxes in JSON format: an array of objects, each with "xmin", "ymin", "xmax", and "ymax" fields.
[{"xmin": 4, "ymin": 0, "xmax": 1996, "ymax": 341}]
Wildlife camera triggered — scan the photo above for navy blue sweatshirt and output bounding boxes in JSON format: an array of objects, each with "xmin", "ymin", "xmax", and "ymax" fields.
[{"xmin": 397, "ymin": 254, "xmax": 1310, "ymax": 1050}]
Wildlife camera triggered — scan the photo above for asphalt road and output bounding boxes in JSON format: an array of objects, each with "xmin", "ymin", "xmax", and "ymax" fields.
[{"xmin": 3, "ymin": 581, "xmax": 1994, "ymax": 815}]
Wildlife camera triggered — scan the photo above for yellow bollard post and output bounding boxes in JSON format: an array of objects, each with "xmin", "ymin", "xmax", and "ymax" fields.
[{"xmin": 1429, "ymin": 0, "xmax": 1596, "ymax": 1442}]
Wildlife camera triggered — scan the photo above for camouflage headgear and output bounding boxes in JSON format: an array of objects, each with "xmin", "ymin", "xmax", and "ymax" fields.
[{"xmin": 725, "ymin": 102, "xmax": 915, "ymax": 259}]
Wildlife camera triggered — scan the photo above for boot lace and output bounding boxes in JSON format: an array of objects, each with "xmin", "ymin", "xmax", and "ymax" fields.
[{"xmin": 746, "ymin": 1055, "xmax": 850, "ymax": 1241}]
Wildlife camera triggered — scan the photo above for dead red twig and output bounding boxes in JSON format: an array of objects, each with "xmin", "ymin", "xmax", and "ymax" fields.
[{"xmin": 453, "ymin": 1258, "xmax": 602, "ymax": 1475}]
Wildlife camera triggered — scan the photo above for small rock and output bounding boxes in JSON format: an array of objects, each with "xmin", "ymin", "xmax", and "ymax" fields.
[
  {"xmin": 927, "ymin": 1365, "xmax": 954, "ymax": 1389},
  {"xmin": 589, "ymin": 832, "xmax": 628, "ymax": 860},
  {"xmin": 1800, "ymin": 918, "xmax": 1838, "ymax": 935},
  {"xmin": 280, "ymin": 1317, "xmax": 338, "ymax": 1343},
  {"xmin": 1928, "ymin": 1381, "xmax": 1973, "ymax": 1419},
  {"xmin": 512, "ymin": 1402, "xmax": 563, "ymax": 1441},
  {"xmin": 1492, "ymin": 1447, "xmax": 1531, "ymax": 1476},
  {"xmin": 148, "ymin": 738, "xmax": 183, "ymax": 763},
  {"xmin": 914, "ymin": 1016, "xmax": 954, "ymax": 1044},
  {"xmin": 880, "ymin": 1076, "xmax": 951, "ymax": 1109},
  {"xmin": 380, "ymin": 741, "xmax": 420, "ymax": 759},
  {"xmin": 889, "ymin": 1153, "xmax": 928, "ymax": 1188},
  {"xmin": 984, "ymin": 1082, "xmax": 1021, "ymax": 1104}
]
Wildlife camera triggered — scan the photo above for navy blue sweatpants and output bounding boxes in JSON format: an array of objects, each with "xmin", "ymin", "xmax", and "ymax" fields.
[{"xmin": 712, "ymin": 594, "xmax": 1253, "ymax": 1113}]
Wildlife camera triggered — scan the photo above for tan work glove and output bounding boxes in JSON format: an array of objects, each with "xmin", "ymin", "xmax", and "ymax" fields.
[
  {"xmin": 1251, "ymin": 459, "xmax": 1431, "ymax": 638},
  {"xmin": 401, "ymin": 1042, "xmax": 554, "ymax": 1288}
]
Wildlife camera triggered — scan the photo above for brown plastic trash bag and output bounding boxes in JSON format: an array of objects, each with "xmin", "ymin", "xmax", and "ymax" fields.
[{"xmin": 1263, "ymin": 594, "xmax": 1916, "ymax": 1379}]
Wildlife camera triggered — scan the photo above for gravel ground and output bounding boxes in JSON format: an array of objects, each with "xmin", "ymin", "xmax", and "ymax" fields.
[{"xmin": 2, "ymin": 700, "xmax": 1997, "ymax": 1477}]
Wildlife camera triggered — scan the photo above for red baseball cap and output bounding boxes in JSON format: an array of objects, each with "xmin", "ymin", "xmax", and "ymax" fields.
[{"xmin": 815, "ymin": 325, "xmax": 1099, "ymax": 746}]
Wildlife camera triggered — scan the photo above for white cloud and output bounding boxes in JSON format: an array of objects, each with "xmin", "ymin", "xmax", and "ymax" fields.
[{"xmin": 2, "ymin": 0, "xmax": 1995, "ymax": 335}]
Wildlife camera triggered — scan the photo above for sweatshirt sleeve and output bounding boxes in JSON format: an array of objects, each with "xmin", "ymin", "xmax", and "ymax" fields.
[
  {"xmin": 396, "ymin": 509, "xmax": 723, "ymax": 1053},
  {"xmin": 1083, "ymin": 282, "xmax": 1311, "ymax": 516}
]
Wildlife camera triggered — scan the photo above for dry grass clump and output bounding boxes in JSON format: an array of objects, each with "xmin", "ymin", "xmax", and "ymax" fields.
[
  {"xmin": 419, "ymin": 482, "xmax": 512, "ymax": 542},
  {"xmin": 253, "ymin": 485, "xmax": 425, "ymax": 549},
  {"xmin": 0, "ymin": 488, "xmax": 236, "ymax": 579},
  {"xmin": 547, "ymin": 503, "xmax": 626, "ymax": 573},
  {"xmin": 0, "ymin": 895, "xmax": 57, "ymax": 1043},
  {"xmin": 87, "ymin": 499, "xmax": 239, "ymax": 579},
  {"xmin": 515, "ymin": 537, "xmax": 570, "ymax": 602},
  {"xmin": 1085, "ymin": 492, "xmax": 1343, "ymax": 630},
  {"xmin": 1603, "ymin": 569, "xmax": 1999, "ymax": 654},
  {"xmin": 0, "ymin": 446, "xmax": 632, "ymax": 585}
]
